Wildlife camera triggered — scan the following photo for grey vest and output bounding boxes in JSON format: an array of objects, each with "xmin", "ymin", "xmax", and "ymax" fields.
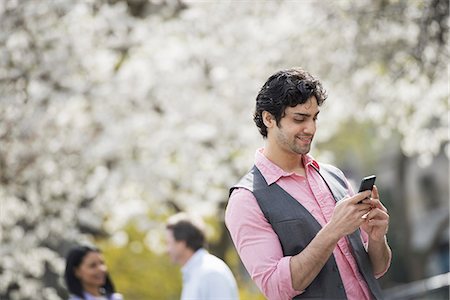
[{"xmin": 230, "ymin": 163, "xmax": 384, "ymax": 300}]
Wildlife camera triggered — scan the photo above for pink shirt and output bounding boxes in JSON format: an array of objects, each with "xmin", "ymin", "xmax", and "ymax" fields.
[{"xmin": 225, "ymin": 149, "xmax": 385, "ymax": 300}]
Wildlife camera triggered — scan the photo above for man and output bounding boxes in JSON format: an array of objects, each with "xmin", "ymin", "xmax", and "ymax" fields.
[
  {"xmin": 166, "ymin": 213, "xmax": 239, "ymax": 300},
  {"xmin": 225, "ymin": 68, "xmax": 391, "ymax": 300}
]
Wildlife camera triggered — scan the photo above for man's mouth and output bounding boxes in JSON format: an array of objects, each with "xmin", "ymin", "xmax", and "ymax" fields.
[{"xmin": 297, "ymin": 136, "xmax": 313, "ymax": 144}]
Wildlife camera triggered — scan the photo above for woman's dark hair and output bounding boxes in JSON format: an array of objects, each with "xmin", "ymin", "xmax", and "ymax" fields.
[
  {"xmin": 254, "ymin": 67, "xmax": 328, "ymax": 137},
  {"xmin": 166, "ymin": 213, "xmax": 206, "ymax": 252},
  {"xmin": 64, "ymin": 245, "xmax": 116, "ymax": 299}
]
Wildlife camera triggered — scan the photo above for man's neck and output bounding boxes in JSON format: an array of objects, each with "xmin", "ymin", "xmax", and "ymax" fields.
[
  {"xmin": 262, "ymin": 145, "xmax": 305, "ymax": 175},
  {"xmin": 180, "ymin": 248, "xmax": 196, "ymax": 267}
]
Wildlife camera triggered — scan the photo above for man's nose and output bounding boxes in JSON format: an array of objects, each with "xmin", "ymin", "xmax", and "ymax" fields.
[{"xmin": 303, "ymin": 119, "xmax": 316, "ymax": 134}]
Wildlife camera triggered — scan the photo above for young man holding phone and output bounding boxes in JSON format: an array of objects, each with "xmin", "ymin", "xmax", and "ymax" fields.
[{"xmin": 225, "ymin": 68, "xmax": 391, "ymax": 300}]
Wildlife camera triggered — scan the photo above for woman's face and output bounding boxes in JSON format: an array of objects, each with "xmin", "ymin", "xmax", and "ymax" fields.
[{"xmin": 75, "ymin": 251, "xmax": 107, "ymax": 289}]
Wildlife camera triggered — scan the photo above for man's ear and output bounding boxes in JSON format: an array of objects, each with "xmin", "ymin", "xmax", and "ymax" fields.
[
  {"xmin": 262, "ymin": 111, "xmax": 275, "ymax": 128},
  {"xmin": 176, "ymin": 239, "xmax": 188, "ymax": 251},
  {"xmin": 180, "ymin": 240, "xmax": 187, "ymax": 248}
]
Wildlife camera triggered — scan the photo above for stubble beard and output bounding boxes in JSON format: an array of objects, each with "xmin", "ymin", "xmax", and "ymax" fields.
[
  {"xmin": 291, "ymin": 142, "xmax": 311, "ymax": 155},
  {"xmin": 277, "ymin": 130, "xmax": 312, "ymax": 156},
  {"xmin": 293, "ymin": 134, "xmax": 314, "ymax": 155}
]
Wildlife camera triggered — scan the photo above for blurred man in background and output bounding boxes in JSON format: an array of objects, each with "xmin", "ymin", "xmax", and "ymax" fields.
[
  {"xmin": 225, "ymin": 67, "xmax": 391, "ymax": 300},
  {"xmin": 166, "ymin": 213, "xmax": 239, "ymax": 300}
]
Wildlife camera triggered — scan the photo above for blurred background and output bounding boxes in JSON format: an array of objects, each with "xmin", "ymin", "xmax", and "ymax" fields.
[{"xmin": 0, "ymin": 0, "xmax": 448, "ymax": 299}]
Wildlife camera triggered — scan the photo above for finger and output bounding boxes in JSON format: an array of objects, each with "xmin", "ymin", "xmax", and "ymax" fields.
[
  {"xmin": 349, "ymin": 204, "xmax": 372, "ymax": 218},
  {"xmin": 357, "ymin": 204, "xmax": 373, "ymax": 216},
  {"xmin": 360, "ymin": 198, "xmax": 375, "ymax": 205},
  {"xmin": 364, "ymin": 197, "xmax": 380, "ymax": 208},
  {"xmin": 372, "ymin": 185, "xmax": 379, "ymax": 199},
  {"xmin": 366, "ymin": 208, "xmax": 389, "ymax": 220},
  {"xmin": 361, "ymin": 211, "xmax": 371, "ymax": 219},
  {"xmin": 359, "ymin": 197, "xmax": 382, "ymax": 211},
  {"xmin": 371, "ymin": 186, "xmax": 387, "ymax": 210},
  {"xmin": 366, "ymin": 219, "xmax": 389, "ymax": 228},
  {"xmin": 368, "ymin": 198, "xmax": 387, "ymax": 212},
  {"xmin": 351, "ymin": 191, "xmax": 371, "ymax": 204}
]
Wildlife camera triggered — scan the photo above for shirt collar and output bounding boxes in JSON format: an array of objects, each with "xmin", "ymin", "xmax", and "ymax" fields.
[
  {"xmin": 254, "ymin": 148, "xmax": 319, "ymax": 185},
  {"xmin": 181, "ymin": 248, "xmax": 207, "ymax": 281}
]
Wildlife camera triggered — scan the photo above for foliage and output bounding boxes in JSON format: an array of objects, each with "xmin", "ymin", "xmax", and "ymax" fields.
[
  {"xmin": 326, "ymin": 0, "xmax": 449, "ymax": 167},
  {"xmin": 97, "ymin": 221, "xmax": 181, "ymax": 300},
  {"xmin": 0, "ymin": 0, "xmax": 447, "ymax": 298}
]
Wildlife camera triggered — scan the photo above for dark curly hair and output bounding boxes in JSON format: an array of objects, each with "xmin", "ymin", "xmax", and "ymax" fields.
[{"xmin": 253, "ymin": 67, "xmax": 327, "ymax": 137}]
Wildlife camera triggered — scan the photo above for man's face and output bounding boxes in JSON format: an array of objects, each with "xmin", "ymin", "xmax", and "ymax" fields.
[
  {"xmin": 166, "ymin": 229, "xmax": 186, "ymax": 265},
  {"xmin": 270, "ymin": 97, "xmax": 319, "ymax": 155}
]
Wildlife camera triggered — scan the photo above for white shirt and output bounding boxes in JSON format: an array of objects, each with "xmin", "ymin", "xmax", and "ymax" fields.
[
  {"xmin": 181, "ymin": 249, "xmax": 239, "ymax": 300},
  {"xmin": 68, "ymin": 292, "xmax": 123, "ymax": 300}
]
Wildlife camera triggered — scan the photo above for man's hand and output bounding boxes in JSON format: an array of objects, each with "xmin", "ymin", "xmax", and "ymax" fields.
[
  {"xmin": 289, "ymin": 190, "xmax": 373, "ymax": 292},
  {"xmin": 358, "ymin": 185, "xmax": 392, "ymax": 276},
  {"xmin": 328, "ymin": 190, "xmax": 373, "ymax": 238},
  {"xmin": 360, "ymin": 185, "xmax": 389, "ymax": 241}
]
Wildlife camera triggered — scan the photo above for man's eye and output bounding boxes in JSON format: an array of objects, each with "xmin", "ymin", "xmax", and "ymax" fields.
[{"xmin": 294, "ymin": 119, "xmax": 305, "ymax": 122}]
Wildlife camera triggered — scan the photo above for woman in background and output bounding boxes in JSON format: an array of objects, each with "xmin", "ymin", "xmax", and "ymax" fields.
[{"xmin": 64, "ymin": 245, "xmax": 123, "ymax": 300}]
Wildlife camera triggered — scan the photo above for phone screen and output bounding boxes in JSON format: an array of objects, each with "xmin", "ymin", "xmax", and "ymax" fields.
[{"xmin": 358, "ymin": 175, "xmax": 376, "ymax": 192}]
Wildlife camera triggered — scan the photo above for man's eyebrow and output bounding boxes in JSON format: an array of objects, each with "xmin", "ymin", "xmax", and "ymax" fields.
[{"xmin": 292, "ymin": 111, "xmax": 320, "ymax": 117}]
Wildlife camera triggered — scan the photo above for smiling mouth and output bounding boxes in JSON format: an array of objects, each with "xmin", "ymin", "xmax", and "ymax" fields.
[{"xmin": 297, "ymin": 136, "xmax": 313, "ymax": 143}]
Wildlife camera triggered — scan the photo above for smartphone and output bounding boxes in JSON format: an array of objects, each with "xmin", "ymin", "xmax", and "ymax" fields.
[
  {"xmin": 358, "ymin": 175, "xmax": 376, "ymax": 192},
  {"xmin": 357, "ymin": 175, "xmax": 376, "ymax": 203}
]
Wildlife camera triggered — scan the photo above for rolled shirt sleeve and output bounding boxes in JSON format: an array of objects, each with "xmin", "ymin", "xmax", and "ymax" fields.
[{"xmin": 225, "ymin": 188, "xmax": 302, "ymax": 300}]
